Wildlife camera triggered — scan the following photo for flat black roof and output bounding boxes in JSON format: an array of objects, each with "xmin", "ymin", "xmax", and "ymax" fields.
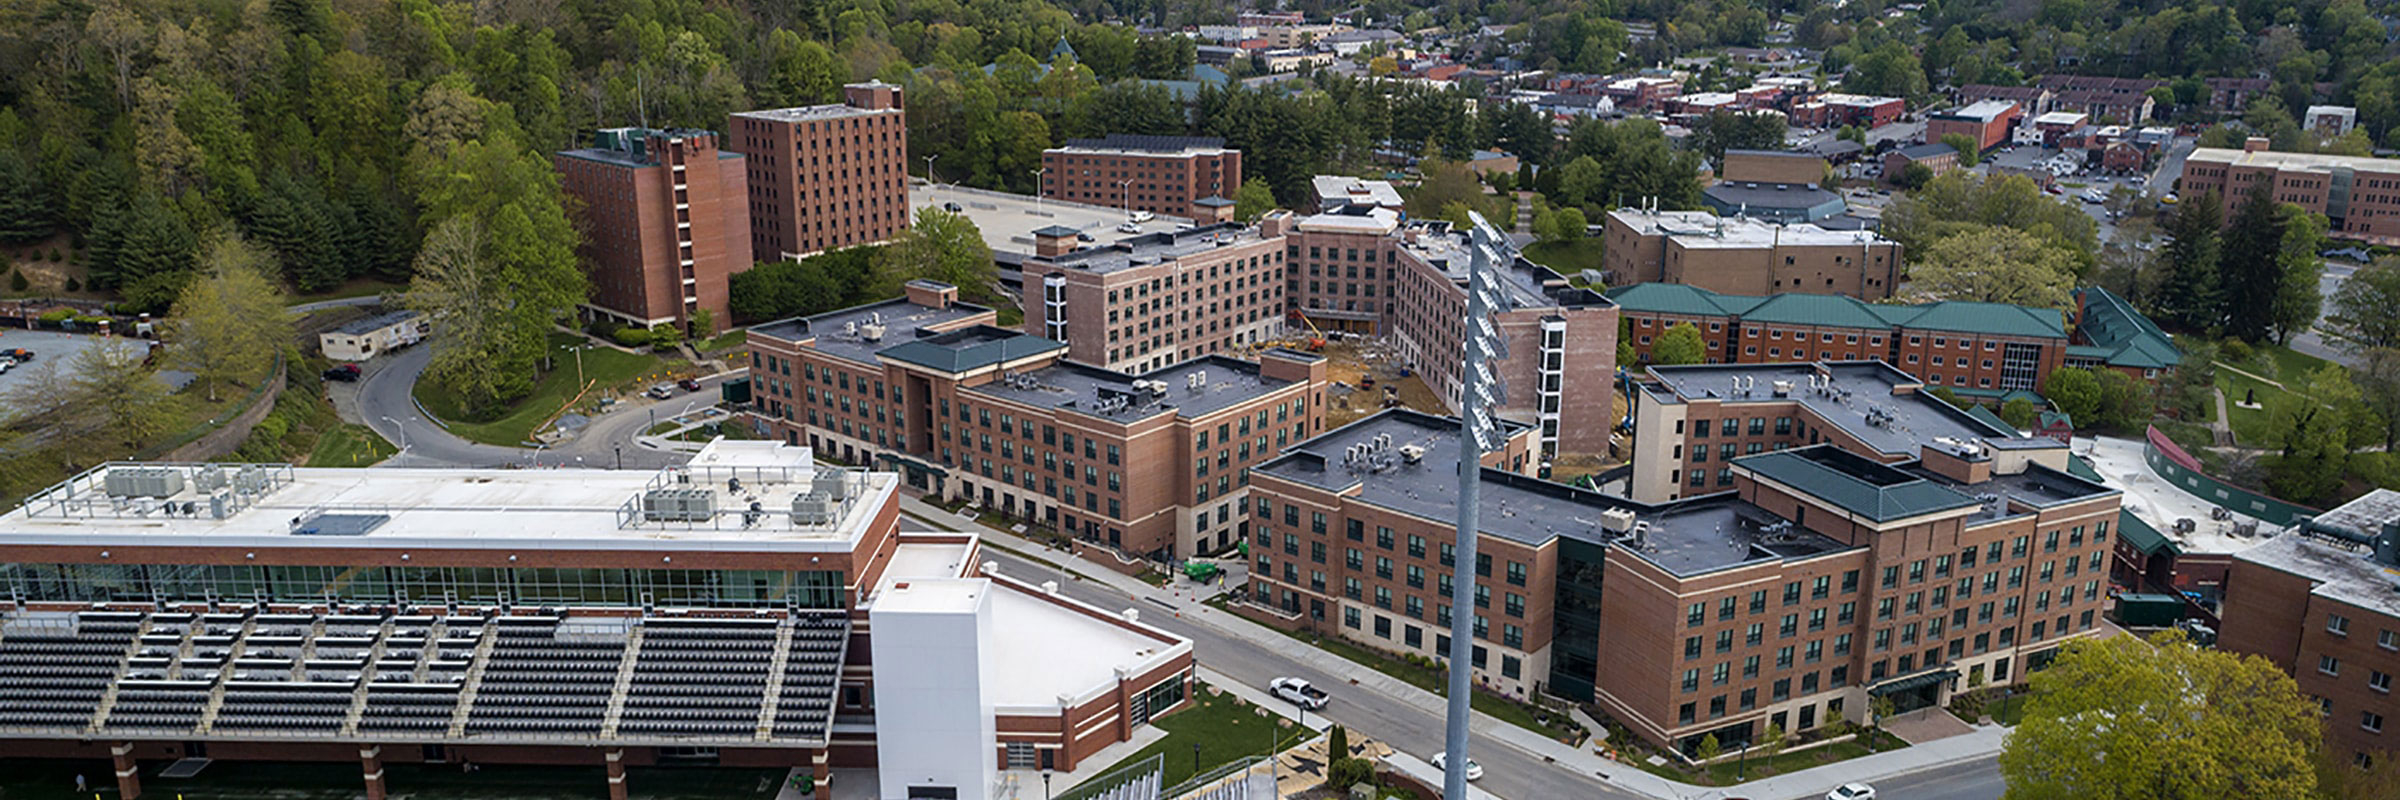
[
  {"xmin": 749, "ymin": 297, "xmax": 993, "ymax": 366},
  {"xmin": 1253, "ymin": 410, "xmax": 1852, "ymax": 576}
]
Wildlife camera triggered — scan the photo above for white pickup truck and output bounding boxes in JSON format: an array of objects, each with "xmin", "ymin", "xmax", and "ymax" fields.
[{"xmin": 1269, "ymin": 676, "xmax": 1329, "ymax": 709}]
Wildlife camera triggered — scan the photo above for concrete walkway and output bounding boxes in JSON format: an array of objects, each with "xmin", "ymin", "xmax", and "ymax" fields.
[
  {"xmin": 2209, "ymin": 388, "xmax": 2235, "ymax": 446},
  {"xmin": 900, "ymin": 494, "xmax": 2011, "ymax": 800}
]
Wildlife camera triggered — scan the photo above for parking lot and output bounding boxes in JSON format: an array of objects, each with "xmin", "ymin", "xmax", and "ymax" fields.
[
  {"xmin": 911, "ymin": 180, "xmax": 1195, "ymax": 257},
  {"xmin": 0, "ymin": 329, "xmax": 191, "ymax": 423}
]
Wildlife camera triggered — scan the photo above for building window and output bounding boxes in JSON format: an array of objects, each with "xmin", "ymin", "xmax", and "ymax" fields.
[
  {"xmin": 2330, "ymin": 614, "xmax": 2351, "ymax": 635},
  {"xmin": 2322, "ymin": 655, "xmax": 2342, "ymax": 676}
]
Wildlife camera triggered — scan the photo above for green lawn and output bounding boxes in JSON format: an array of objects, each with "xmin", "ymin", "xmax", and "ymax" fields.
[
  {"xmin": 1520, "ymin": 240, "xmax": 1606, "ymax": 281},
  {"xmin": 2262, "ymin": 343, "xmax": 2337, "ymax": 381},
  {"xmin": 1694, "ymin": 730, "xmax": 1909, "ymax": 785},
  {"xmin": 1063, "ymin": 684, "xmax": 1310, "ymax": 794},
  {"xmin": 0, "ymin": 759, "xmax": 781, "ymax": 800},
  {"xmin": 415, "ymin": 333, "xmax": 677, "ymax": 446},
  {"xmin": 699, "ymin": 328, "xmax": 748, "ymax": 352},
  {"xmin": 307, "ymin": 423, "xmax": 398, "ymax": 466},
  {"xmin": 2215, "ymin": 368, "xmax": 2292, "ymax": 446},
  {"xmin": 285, "ymin": 277, "xmax": 408, "ymax": 307},
  {"xmin": 1986, "ymin": 695, "xmax": 2029, "ymax": 726}
]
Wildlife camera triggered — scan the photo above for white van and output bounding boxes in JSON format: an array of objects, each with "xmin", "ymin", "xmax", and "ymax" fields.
[{"xmin": 1129, "ymin": 210, "xmax": 1155, "ymax": 223}]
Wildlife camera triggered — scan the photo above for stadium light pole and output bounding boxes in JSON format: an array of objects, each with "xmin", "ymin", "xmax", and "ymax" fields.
[{"xmin": 1444, "ymin": 212, "xmax": 1509, "ymax": 800}]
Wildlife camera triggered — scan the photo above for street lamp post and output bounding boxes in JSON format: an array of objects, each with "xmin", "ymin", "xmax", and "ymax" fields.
[
  {"xmin": 1118, "ymin": 179, "xmax": 1134, "ymax": 216},
  {"xmin": 379, "ymin": 416, "xmax": 409, "ymax": 452},
  {"xmin": 614, "ymin": 444, "xmax": 623, "ymax": 470},
  {"xmin": 925, "ymin": 154, "xmax": 941, "ymax": 191},
  {"xmin": 1033, "ymin": 167, "xmax": 1048, "ymax": 214},
  {"xmin": 1041, "ymin": 769, "xmax": 1051, "ymax": 800},
  {"xmin": 1442, "ymin": 211, "xmax": 1509, "ymax": 800}
]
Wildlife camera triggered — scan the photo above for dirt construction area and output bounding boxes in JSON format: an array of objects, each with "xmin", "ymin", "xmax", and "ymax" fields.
[{"xmin": 1313, "ymin": 337, "xmax": 1449, "ymax": 429}]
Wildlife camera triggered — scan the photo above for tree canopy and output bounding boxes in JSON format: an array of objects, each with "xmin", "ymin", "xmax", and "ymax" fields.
[{"xmin": 1999, "ymin": 632, "xmax": 2320, "ymax": 800}]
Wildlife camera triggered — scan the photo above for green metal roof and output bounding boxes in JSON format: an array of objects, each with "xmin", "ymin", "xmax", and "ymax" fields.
[
  {"xmin": 2072, "ymin": 286, "xmax": 2182, "ymax": 370},
  {"xmin": 1741, "ymin": 293, "xmax": 1894, "ymax": 329},
  {"xmin": 2065, "ymin": 454, "xmax": 2105, "ymax": 483},
  {"xmin": 1610, "ymin": 284, "xmax": 2071, "ymax": 340},
  {"xmin": 1890, "ymin": 301, "xmax": 2068, "ymax": 339},
  {"xmin": 2039, "ymin": 409, "xmax": 2073, "ymax": 429},
  {"xmin": 1736, "ymin": 447, "xmax": 1981, "ymax": 523},
  {"xmin": 2114, "ymin": 509, "xmax": 2181, "ymax": 556},
  {"xmin": 876, "ymin": 326, "xmax": 1067, "ymax": 373},
  {"xmin": 1605, "ymin": 283, "xmax": 1738, "ymax": 317},
  {"xmin": 1963, "ymin": 403, "xmax": 2015, "ymax": 431}
]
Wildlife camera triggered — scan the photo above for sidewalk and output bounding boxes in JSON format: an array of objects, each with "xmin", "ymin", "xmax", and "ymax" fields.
[{"xmin": 900, "ymin": 495, "xmax": 2007, "ymax": 800}]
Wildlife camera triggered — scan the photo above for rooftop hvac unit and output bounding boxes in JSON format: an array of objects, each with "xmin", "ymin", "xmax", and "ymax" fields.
[
  {"xmin": 641, "ymin": 488, "xmax": 716, "ymax": 522},
  {"xmin": 103, "ymin": 467, "xmax": 186, "ymax": 498},
  {"xmin": 790, "ymin": 492, "xmax": 837, "ymax": 526},
  {"xmin": 194, "ymin": 465, "xmax": 228, "ymax": 492},
  {"xmin": 813, "ymin": 468, "xmax": 849, "ymax": 501},
  {"xmin": 1771, "ymin": 380, "xmax": 1793, "ymax": 396},
  {"xmin": 1600, "ymin": 508, "xmax": 1639, "ymax": 532},
  {"xmin": 859, "ymin": 323, "xmax": 887, "ymax": 342},
  {"xmin": 233, "ymin": 466, "xmax": 271, "ymax": 493},
  {"xmin": 1399, "ymin": 444, "xmax": 1427, "ymax": 463}
]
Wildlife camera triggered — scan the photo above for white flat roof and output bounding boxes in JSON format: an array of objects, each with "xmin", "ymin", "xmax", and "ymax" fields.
[
  {"xmin": 877, "ymin": 541, "xmax": 975, "ymax": 596},
  {"xmin": 872, "ymin": 577, "xmax": 989, "ymax": 614},
  {"xmin": 985, "ymin": 579, "xmax": 1178, "ymax": 710},
  {"xmin": 2033, "ymin": 111, "xmax": 2089, "ymax": 125},
  {"xmin": 1, "ymin": 453, "xmax": 900, "ymax": 553},
  {"xmin": 875, "ymin": 539, "xmax": 1187, "ymax": 711},
  {"xmin": 1295, "ymin": 207, "xmax": 1403, "ymax": 234},
  {"xmin": 2075, "ymin": 435, "xmax": 2274, "ymax": 553},
  {"xmin": 1312, "ymin": 176, "xmax": 1405, "ymax": 209},
  {"xmin": 1608, "ymin": 208, "xmax": 1893, "ymax": 248}
]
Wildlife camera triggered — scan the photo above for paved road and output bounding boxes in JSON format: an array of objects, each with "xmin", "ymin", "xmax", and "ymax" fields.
[
  {"xmin": 358, "ymin": 342, "xmax": 727, "ymax": 469},
  {"xmin": 2290, "ymin": 259, "xmax": 2364, "ymax": 368},
  {"xmin": 287, "ymin": 294, "xmax": 388, "ymax": 314},
  {"xmin": 921, "ymin": 514, "xmax": 2006, "ymax": 800}
]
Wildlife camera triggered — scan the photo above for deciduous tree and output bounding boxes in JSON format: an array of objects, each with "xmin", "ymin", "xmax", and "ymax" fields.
[
  {"xmin": 1232, "ymin": 177, "xmax": 1276, "ymax": 222},
  {"xmin": 1652, "ymin": 322, "xmax": 1706, "ymax": 365},
  {"xmin": 873, "ymin": 208, "xmax": 995, "ymax": 300},
  {"xmin": 1904, "ymin": 226, "xmax": 2077, "ymax": 309},
  {"xmin": 168, "ymin": 233, "xmax": 291, "ymax": 401},
  {"xmin": 2329, "ymin": 257, "xmax": 2400, "ymax": 351},
  {"xmin": 2043, "ymin": 367, "xmax": 2102, "ymax": 424},
  {"xmin": 1998, "ymin": 632, "xmax": 2319, "ymax": 800}
]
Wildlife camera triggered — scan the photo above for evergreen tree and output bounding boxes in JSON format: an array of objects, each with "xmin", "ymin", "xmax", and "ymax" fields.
[
  {"xmin": 0, "ymin": 152, "xmax": 53, "ymax": 245},
  {"xmin": 245, "ymin": 170, "xmax": 344, "ymax": 293},
  {"xmin": 2218, "ymin": 183, "xmax": 2286, "ymax": 343},
  {"xmin": 2154, "ymin": 192, "xmax": 2224, "ymax": 332},
  {"xmin": 91, "ymin": 190, "xmax": 197, "ymax": 297}
]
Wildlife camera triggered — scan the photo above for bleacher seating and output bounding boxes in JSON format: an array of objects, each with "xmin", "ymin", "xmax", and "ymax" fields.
[
  {"xmin": 614, "ymin": 617, "xmax": 778, "ymax": 739},
  {"xmin": 767, "ymin": 612, "xmax": 849, "ymax": 742},
  {"xmin": 461, "ymin": 616, "xmax": 626, "ymax": 738},
  {"xmin": 0, "ymin": 611, "xmax": 142, "ymax": 729}
]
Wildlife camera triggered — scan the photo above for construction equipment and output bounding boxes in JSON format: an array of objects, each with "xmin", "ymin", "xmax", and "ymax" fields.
[{"xmin": 1286, "ymin": 310, "xmax": 1328, "ymax": 351}]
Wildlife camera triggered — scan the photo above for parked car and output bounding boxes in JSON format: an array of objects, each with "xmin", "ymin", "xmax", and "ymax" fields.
[
  {"xmin": 2045, "ymin": 184, "xmax": 2064, "ymax": 194},
  {"xmin": 1827, "ymin": 782, "xmax": 1877, "ymax": 800},
  {"xmin": 0, "ymin": 359, "xmax": 10, "ymax": 375},
  {"xmin": 646, "ymin": 384, "xmax": 676, "ymax": 400},
  {"xmin": 943, "ymin": 202, "xmax": 963, "ymax": 212},
  {"xmin": 677, "ymin": 377, "xmax": 703, "ymax": 392},
  {"xmin": 1430, "ymin": 752, "xmax": 1484, "ymax": 781},
  {"xmin": 1129, "ymin": 210, "xmax": 1155, "ymax": 223},
  {"xmin": 1117, "ymin": 221, "xmax": 1143, "ymax": 234},
  {"xmin": 1, "ymin": 347, "xmax": 32, "ymax": 361},
  {"xmin": 1076, "ymin": 232, "xmax": 1095, "ymax": 242},
  {"xmin": 321, "ymin": 364, "xmax": 363, "ymax": 382},
  {"xmin": 1268, "ymin": 677, "xmax": 1329, "ymax": 709}
]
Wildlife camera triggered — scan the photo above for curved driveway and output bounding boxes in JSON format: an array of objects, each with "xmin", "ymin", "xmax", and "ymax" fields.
[{"xmin": 359, "ymin": 343, "xmax": 733, "ymax": 470}]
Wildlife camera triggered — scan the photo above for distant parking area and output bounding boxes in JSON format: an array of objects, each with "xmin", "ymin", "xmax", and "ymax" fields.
[
  {"xmin": 912, "ymin": 180, "xmax": 1192, "ymax": 256},
  {"xmin": 0, "ymin": 330, "xmax": 189, "ymax": 424}
]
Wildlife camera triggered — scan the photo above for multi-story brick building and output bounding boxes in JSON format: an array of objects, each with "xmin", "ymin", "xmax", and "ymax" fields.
[
  {"xmin": 2219, "ymin": 490, "xmax": 2400, "ymax": 767},
  {"xmin": 554, "ymin": 128, "xmax": 750, "ymax": 327},
  {"xmin": 2179, "ymin": 142, "xmax": 2400, "ymax": 244},
  {"xmin": 1788, "ymin": 93, "xmax": 1906, "ymax": 129},
  {"xmin": 1247, "ymin": 390, "xmax": 2120, "ymax": 754},
  {"xmin": 1041, "ymin": 135, "xmax": 1243, "ymax": 221},
  {"xmin": 1600, "ymin": 209, "xmax": 1904, "ymax": 300},
  {"xmin": 1286, "ymin": 208, "xmax": 1620, "ymax": 462},
  {"xmin": 1018, "ymin": 219, "xmax": 1291, "ymax": 373},
  {"xmin": 1959, "ymin": 84, "xmax": 2053, "ymax": 116},
  {"xmin": 746, "ymin": 280, "xmax": 1328, "ymax": 561},
  {"xmin": 2035, "ymin": 75, "xmax": 2159, "ymax": 123},
  {"xmin": 1607, "ymin": 283, "xmax": 2182, "ymax": 400},
  {"xmin": 728, "ymin": 82, "xmax": 911, "ymax": 264},
  {"xmin": 1926, "ymin": 100, "xmax": 2023, "ymax": 153}
]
